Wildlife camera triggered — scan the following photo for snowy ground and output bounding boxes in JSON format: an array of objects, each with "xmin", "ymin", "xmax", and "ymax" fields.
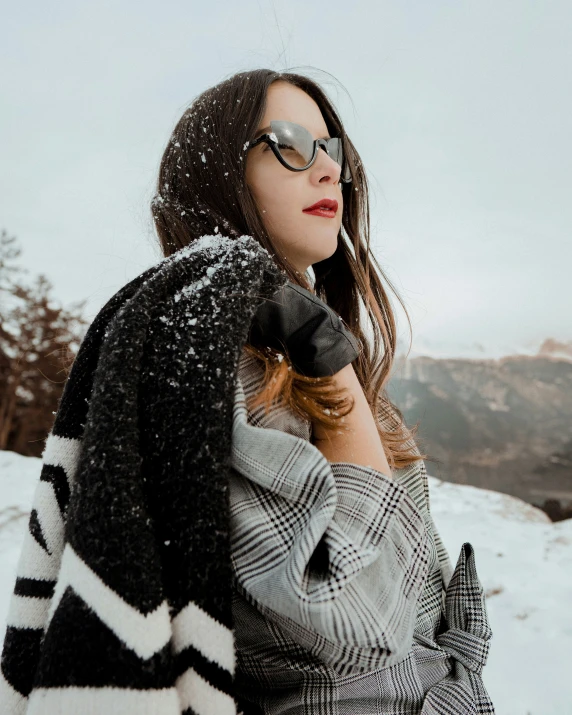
[{"xmin": 1, "ymin": 449, "xmax": 571, "ymax": 714}]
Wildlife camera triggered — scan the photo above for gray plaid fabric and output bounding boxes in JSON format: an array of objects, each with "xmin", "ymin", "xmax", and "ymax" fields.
[{"xmin": 229, "ymin": 349, "xmax": 495, "ymax": 714}]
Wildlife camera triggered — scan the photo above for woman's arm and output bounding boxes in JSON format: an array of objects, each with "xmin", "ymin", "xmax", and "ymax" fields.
[
  {"xmin": 311, "ymin": 363, "xmax": 393, "ymax": 479},
  {"xmin": 230, "ymin": 371, "xmax": 430, "ymax": 673}
]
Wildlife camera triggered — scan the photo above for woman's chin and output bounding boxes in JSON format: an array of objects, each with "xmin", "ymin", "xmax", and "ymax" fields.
[{"xmin": 309, "ymin": 239, "xmax": 339, "ymax": 266}]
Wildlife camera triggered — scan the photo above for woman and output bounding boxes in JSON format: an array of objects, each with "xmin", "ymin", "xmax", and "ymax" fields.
[
  {"xmin": 225, "ymin": 72, "xmax": 494, "ymax": 714},
  {"xmin": 0, "ymin": 69, "xmax": 495, "ymax": 714}
]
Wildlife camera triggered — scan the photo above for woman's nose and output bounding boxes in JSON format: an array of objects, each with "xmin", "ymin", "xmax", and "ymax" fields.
[{"xmin": 315, "ymin": 147, "xmax": 342, "ymax": 183}]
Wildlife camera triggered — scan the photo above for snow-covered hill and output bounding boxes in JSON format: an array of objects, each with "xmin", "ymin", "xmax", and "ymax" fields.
[
  {"xmin": 397, "ymin": 335, "xmax": 572, "ymax": 362},
  {"xmin": 1, "ymin": 449, "xmax": 571, "ymax": 714}
]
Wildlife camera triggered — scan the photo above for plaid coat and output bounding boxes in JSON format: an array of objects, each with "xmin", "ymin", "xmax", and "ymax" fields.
[{"xmin": 229, "ymin": 349, "xmax": 496, "ymax": 714}]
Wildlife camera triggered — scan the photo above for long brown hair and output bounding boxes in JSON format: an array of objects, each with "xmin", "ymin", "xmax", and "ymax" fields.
[{"xmin": 150, "ymin": 68, "xmax": 432, "ymax": 471}]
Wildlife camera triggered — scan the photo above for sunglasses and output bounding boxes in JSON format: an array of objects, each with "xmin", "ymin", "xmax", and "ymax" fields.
[{"xmin": 247, "ymin": 120, "xmax": 353, "ymax": 184}]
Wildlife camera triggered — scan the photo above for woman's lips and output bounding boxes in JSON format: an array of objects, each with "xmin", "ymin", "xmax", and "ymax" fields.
[
  {"xmin": 302, "ymin": 207, "xmax": 337, "ymax": 218},
  {"xmin": 302, "ymin": 198, "xmax": 338, "ymax": 216}
]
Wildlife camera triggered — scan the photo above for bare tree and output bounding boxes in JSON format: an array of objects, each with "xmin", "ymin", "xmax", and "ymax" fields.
[{"xmin": 0, "ymin": 230, "xmax": 88, "ymax": 457}]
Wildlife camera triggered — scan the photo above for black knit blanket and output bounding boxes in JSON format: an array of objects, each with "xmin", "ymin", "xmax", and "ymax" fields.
[{"xmin": 0, "ymin": 234, "xmax": 288, "ymax": 715}]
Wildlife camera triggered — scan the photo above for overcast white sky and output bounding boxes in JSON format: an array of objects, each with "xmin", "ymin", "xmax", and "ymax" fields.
[{"xmin": 1, "ymin": 0, "xmax": 570, "ymax": 359}]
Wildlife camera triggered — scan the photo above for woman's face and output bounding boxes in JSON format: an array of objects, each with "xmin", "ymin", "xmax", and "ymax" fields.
[{"xmin": 245, "ymin": 81, "xmax": 344, "ymax": 276}]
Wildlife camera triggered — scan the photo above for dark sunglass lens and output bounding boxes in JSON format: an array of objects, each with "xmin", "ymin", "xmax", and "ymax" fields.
[
  {"xmin": 327, "ymin": 138, "xmax": 342, "ymax": 164},
  {"xmin": 270, "ymin": 120, "xmax": 314, "ymax": 169},
  {"xmin": 328, "ymin": 138, "xmax": 352, "ymax": 183}
]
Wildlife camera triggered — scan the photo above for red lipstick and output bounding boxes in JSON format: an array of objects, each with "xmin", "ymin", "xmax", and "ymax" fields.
[{"xmin": 302, "ymin": 198, "xmax": 338, "ymax": 218}]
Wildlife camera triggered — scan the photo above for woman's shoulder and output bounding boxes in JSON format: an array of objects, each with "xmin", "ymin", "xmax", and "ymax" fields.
[{"xmin": 237, "ymin": 345, "xmax": 312, "ymax": 440}]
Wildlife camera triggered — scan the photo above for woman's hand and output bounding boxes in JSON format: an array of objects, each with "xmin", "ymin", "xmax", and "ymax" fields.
[
  {"xmin": 248, "ymin": 280, "xmax": 360, "ymax": 378},
  {"xmin": 312, "ymin": 363, "xmax": 393, "ymax": 479}
]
